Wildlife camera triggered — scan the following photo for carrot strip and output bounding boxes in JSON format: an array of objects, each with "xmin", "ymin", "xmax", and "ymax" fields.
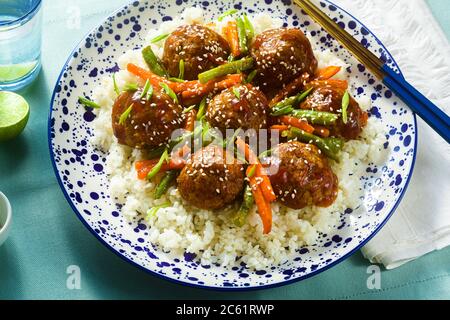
[
  {"xmin": 270, "ymin": 125, "xmax": 290, "ymax": 131},
  {"xmin": 184, "ymin": 109, "xmax": 197, "ymax": 132},
  {"xmin": 279, "ymin": 116, "xmax": 315, "ymax": 134},
  {"xmin": 127, "ymin": 63, "xmax": 175, "ymax": 90},
  {"xmin": 181, "ymin": 74, "xmax": 243, "ymax": 99},
  {"xmin": 309, "ymin": 79, "xmax": 349, "ymax": 91},
  {"xmin": 313, "ymin": 125, "xmax": 330, "ymax": 138},
  {"xmin": 249, "ymin": 176, "xmax": 272, "ymax": 235},
  {"xmin": 224, "ymin": 21, "xmax": 241, "ymax": 57},
  {"xmin": 236, "ymin": 138, "xmax": 276, "ymax": 203},
  {"xmin": 316, "ymin": 66, "xmax": 341, "ymax": 80}
]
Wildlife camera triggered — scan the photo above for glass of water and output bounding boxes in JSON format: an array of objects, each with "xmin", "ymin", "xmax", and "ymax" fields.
[{"xmin": 0, "ymin": 0, "xmax": 43, "ymax": 91}]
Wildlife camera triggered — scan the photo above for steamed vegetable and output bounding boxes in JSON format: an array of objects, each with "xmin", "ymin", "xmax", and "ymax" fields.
[
  {"xmin": 198, "ymin": 57, "xmax": 253, "ymax": 84},
  {"xmin": 142, "ymin": 46, "xmax": 168, "ymax": 77}
]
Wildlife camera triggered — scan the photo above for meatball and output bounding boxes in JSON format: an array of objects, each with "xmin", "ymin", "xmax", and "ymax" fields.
[
  {"xmin": 250, "ymin": 28, "xmax": 318, "ymax": 93},
  {"xmin": 177, "ymin": 145, "xmax": 245, "ymax": 210},
  {"xmin": 268, "ymin": 141, "xmax": 338, "ymax": 209},
  {"xmin": 301, "ymin": 83, "xmax": 368, "ymax": 140},
  {"xmin": 112, "ymin": 89, "xmax": 183, "ymax": 149},
  {"xmin": 206, "ymin": 84, "xmax": 269, "ymax": 133},
  {"xmin": 162, "ymin": 24, "xmax": 230, "ymax": 80}
]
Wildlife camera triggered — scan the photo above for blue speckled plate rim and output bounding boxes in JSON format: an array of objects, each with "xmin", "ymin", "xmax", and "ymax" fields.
[{"xmin": 47, "ymin": 0, "xmax": 418, "ymax": 292}]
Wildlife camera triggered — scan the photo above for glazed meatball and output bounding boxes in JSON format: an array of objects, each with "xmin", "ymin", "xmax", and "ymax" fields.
[
  {"xmin": 177, "ymin": 145, "xmax": 245, "ymax": 210},
  {"xmin": 301, "ymin": 82, "xmax": 368, "ymax": 140},
  {"xmin": 112, "ymin": 89, "xmax": 183, "ymax": 149},
  {"xmin": 162, "ymin": 24, "xmax": 230, "ymax": 80},
  {"xmin": 250, "ymin": 28, "xmax": 318, "ymax": 93},
  {"xmin": 267, "ymin": 141, "xmax": 338, "ymax": 210},
  {"xmin": 206, "ymin": 84, "xmax": 269, "ymax": 133}
]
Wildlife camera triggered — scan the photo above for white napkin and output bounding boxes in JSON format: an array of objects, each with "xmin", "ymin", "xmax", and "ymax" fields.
[{"xmin": 330, "ymin": 0, "xmax": 450, "ymax": 269}]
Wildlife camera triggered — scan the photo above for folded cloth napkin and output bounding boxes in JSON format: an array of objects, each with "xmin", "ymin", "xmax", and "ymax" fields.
[{"xmin": 332, "ymin": 0, "xmax": 450, "ymax": 269}]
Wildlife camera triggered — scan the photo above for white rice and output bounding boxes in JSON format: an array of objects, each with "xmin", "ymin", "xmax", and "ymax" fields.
[{"xmin": 90, "ymin": 8, "xmax": 387, "ymax": 269}]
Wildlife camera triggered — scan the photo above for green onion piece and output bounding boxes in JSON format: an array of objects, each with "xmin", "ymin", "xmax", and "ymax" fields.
[
  {"xmin": 124, "ymin": 83, "xmax": 139, "ymax": 92},
  {"xmin": 140, "ymin": 80, "xmax": 151, "ymax": 99},
  {"xmin": 169, "ymin": 77, "xmax": 185, "ymax": 83},
  {"xmin": 198, "ymin": 57, "xmax": 254, "ymax": 84},
  {"xmin": 259, "ymin": 148, "xmax": 273, "ymax": 159},
  {"xmin": 150, "ymin": 33, "xmax": 170, "ymax": 43},
  {"xmin": 183, "ymin": 105, "xmax": 197, "ymax": 114},
  {"xmin": 218, "ymin": 9, "xmax": 238, "ymax": 22},
  {"xmin": 142, "ymin": 46, "xmax": 168, "ymax": 77},
  {"xmin": 291, "ymin": 109, "xmax": 339, "ymax": 126},
  {"xmin": 197, "ymin": 96, "xmax": 208, "ymax": 120},
  {"xmin": 244, "ymin": 70, "xmax": 257, "ymax": 84},
  {"xmin": 232, "ymin": 184, "xmax": 254, "ymax": 227},
  {"xmin": 147, "ymin": 146, "xmax": 167, "ymax": 159},
  {"xmin": 119, "ymin": 104, "xmax": 133, "ymax": 125},
  {"xmin": 147, "ymin": 149, "xmax": 170, "ymax": 180},
  {"xmin": 154, "ymin": 171, "xmax": 178, "ymax": 199},
  {"xmin": 147, "ymin": 84, "xmax": 154, "ymax": 101},
  {"xmin": 112, "ymin": 74, "xmax": 120, "ymax": 96},
  {"xmin": 178, "ymin": 59, "xmax": 185, "ymax": 80},
  {"xmin": 224, "ymin": 128, "xmax": 242, "ymax": 148},
  {"xmin": 78, "ymin": 96, "xmax": 101, "ymax": 109},
  {"xmin": 146, "ymin": 202, "xmax": 171, "ymax": 220},
  {"xmin": 228, "ymin": 55, "xmax": 235, "ymax": 63},
  {"xmin": 270, "ymin": 105, "xmax": 294, "ymax": 117},
  {"xmin": 342, "ymin": 91, "xmax": 350, "ymax": 124},
  {"xmin": 160, "ymin": 82, "xmax": 178, "ymax": 104},
  {"xmin": 247, "ymin": 165, "xmax": 257, "ymax": 178},
  {"xmin": 232, "ymin": 87, "xmax": 241, "ymax": 99},
  {"xmin": 242, "ymin": 14, "xmax": 255, "ymax": 41},
  {"xmin": 295, "ymin": 87, "xmax": 314, "ymax": 105},
  {"xmin": 236, "ymin": 17, "xmax": 248, "ymax": 55}
]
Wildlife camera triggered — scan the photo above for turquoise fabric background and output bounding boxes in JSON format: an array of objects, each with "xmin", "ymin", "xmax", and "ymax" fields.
[{"xmin": 0, "ymin": 0, "xmax": 449, "ymax": 300}]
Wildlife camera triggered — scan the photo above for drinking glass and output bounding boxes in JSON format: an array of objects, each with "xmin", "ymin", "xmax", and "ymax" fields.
[{"xmin": 0, "ymin": 0, "xmax": 43, "ymax": 91}]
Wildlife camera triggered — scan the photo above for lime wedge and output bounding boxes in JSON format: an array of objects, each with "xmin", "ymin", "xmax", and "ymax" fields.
[
  {"xmin": 0, "ymin": 91, "xmax": 30, "ymax": 142},
  {"xmin": 0, "ymin": 62, "xmax": 37, "ymax": 82}
]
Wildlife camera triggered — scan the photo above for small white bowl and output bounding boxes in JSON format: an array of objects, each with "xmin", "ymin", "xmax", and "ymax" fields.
[{"xmin": 0, "ymin": 192, "xmax": 12, "ymax": 247}]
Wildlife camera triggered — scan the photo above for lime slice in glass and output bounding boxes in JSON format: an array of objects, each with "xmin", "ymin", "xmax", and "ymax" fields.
[
  {"xmin": 0, "ymin": 91, "xmax": 30, "ymax": 141},
  {"xmin": 0, "ymin": 61, "xmax": 38, "ymax": 82}
]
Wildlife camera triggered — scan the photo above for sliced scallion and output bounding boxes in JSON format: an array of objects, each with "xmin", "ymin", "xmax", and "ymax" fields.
[{"xmin": 119, "ymin": 104, "xmax": 133, "ymax": 125}]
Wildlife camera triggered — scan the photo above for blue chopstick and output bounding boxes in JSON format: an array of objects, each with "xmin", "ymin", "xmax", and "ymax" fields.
[{"xmin": 382, "ymin": 65, "xmax": 450, "ymax": 144}]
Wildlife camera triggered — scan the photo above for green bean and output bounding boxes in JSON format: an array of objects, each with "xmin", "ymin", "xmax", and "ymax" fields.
[
  {"xmin": 142, "ymin": 46, "xmax": 168, "ymax": 77},
  {"xmin": 198, "ymin": 57, "xmax": 254, "ymax": 84},
  {"xmin": 236, "ymin": 17, "xmax": 248, "ymax": 56},
  {"xmin": 286, "ymin": 127, "xmax": 343, "ymax": 162},
  {"xmin": 242, "ymin": 14, "xmax": 254, "ymax": 41},
  {"xmin": 78, "ymin": 96, "xmax": 101, "ymax": 109},
  {"xmin": 147, "ymin": 149, "xmax": 169, "ymax": 180},
  {"xmin": 232, "ymin": 185, "xmax": 254, "ymax": 227},
  {"xmin": 154, "ymin": 171, "xmax": 178, "ymax": 199},
  {"xmin": 291, "ymin": 110, "xmax": 339, "ymax": 126}
]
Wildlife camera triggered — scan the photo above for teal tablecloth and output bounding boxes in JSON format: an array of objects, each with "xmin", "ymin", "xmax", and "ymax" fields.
[{"xmin": 0, "ymin": 0, "xmax": 449, "ymax": 300}]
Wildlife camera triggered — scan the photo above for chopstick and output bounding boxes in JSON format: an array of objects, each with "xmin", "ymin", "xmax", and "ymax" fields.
[{"xmin": 294, "ymin": 0, "xmax": 450, "ymax": 143}]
